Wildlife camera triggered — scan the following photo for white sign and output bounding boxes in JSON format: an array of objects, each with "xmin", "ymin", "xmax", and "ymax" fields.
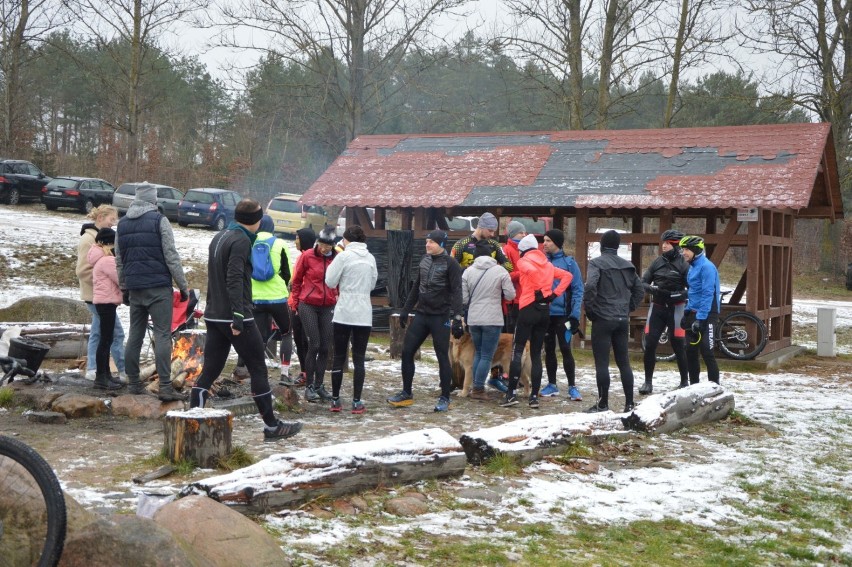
[{"xmin": 737, "ymin": 208, "xmax": 758, "ymax": 222}]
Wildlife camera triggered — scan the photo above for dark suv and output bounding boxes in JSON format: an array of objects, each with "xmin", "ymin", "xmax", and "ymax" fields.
[
  {"xmin": 177, "ymin": 188, "xmax": 241, "ymax": 230},
  {"xmin": 0, "ymin": 159, "xmax": 51, "ymax": 204}
]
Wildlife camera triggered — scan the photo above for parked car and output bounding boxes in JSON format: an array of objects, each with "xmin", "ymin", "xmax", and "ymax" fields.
[
  {"xmin": 336, "ymin": 206, "xmax": 376, "ymax": 237},
  {"xmin": 178, "ymin": 188, "xmax": 241, "ymax": 231},
  {"xmin": 112, "ymin": 181, "xmax": 183, "ymax": 221},
  {"xmin": 266, "ymin": 193, "xmax": 332, "ymax": 236},
  {"xmin": 588, "ymin": 227, "xmax": 632, "ymax": 260},
  {"xmin": 445, "ymin": 216, "xmax": 478, "ymax": 233},
  {"xmin": 498, "ymin": 216, "xmax": 553, "ymax": 238},
  {"xmin": 0, "ymin": 159, "xmax": 51, "ymax": 204},
  {"xmin": 41, "ymin": 177, "xmax": 115, "ymax": 213}
]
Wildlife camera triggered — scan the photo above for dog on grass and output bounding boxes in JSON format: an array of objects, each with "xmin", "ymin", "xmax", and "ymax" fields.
[{"xmin": 450, "ymin": 332, "xmax": 531, "ymax": 398}]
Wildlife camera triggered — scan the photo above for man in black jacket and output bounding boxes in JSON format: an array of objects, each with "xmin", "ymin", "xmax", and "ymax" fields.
[
  {"xmin": 583, "ymin": 230, "xmax": 645, "ymax": 413},
  {"xmin": 190, "ymin": 199, "xmax": 302, "ymax": 442},
  {"xmin": 388, "ymin": 229, "xmax": 463, "ymax": 413}
]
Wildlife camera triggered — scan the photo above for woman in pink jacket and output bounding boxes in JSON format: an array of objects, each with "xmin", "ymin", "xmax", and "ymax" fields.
[{"xmin": 87, "ymin": 228, "xmax": 123, "ymax": 391}]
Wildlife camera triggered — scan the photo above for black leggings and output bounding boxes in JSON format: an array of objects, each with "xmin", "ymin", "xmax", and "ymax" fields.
[
  {"xmin": 330, "ymin": 323, "xmax": 371, "ymax": 401},
  {"xmin": 643, "ymin": 302, "xmax": 688, "ymax": 383},
  {"xmin": 298, "ymin": 303, "xmax": 334, "ymax": 387},
  {"xmin": 401, "ymin": 313, "xmax": 452, "ymax": 398},
  {"xmin": 544, "ymin": 314, "xmax": 575, "ymax": 387},
  {"xmin": 292, "ymin": 311, "xmax": 307, "ymax": 372},
  {"xmin": 508, "ymin": 303, "xmax": 549, "ymax": 396},
  {"xmin": 686, "ymin": 316, "xmax": 720, "ymax": 384},
  {"xmin": 94, "ymin": 303, "xmax": 117, "ymax": 376},
  {"xmin": 590, "ymin": 317, "xmax": 634, "ymax": 407},
  {"xmin": 253, "ymin": 301, "xmax": 294, "ymax": 364}
]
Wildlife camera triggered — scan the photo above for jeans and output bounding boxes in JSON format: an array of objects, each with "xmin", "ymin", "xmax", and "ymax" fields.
[
  {"xmin": 469, "ymin": 325, "xmax": 502, "ymax": 389},
  {"xmin": 86, "ymin": 302, "xmax": 125, "ymax": 373},
  {"xmin": 124, "ymin": 286, "xmax": 173, "ymax": 385}
]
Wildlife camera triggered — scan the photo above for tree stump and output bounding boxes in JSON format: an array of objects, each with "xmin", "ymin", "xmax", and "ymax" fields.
[
  {"xmin": 164, "ymin": 408, "xmax": 233, "ymax": 468},
  {"xmin": 389, "ymin": 313, "xmax": 419, "ymax": 360}
]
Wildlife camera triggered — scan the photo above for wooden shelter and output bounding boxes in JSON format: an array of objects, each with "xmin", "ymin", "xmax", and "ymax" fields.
[{"xmin": 301, "ymin": 123, "xmax": 844, "ymax": 355}]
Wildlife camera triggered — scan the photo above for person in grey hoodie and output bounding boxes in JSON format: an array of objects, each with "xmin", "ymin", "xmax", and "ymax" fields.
[
  {"xmin": 462, "ymin": 240, "xmax": 516, "ymax": 399},
  {"xmin": 325, "ymin": 225, "xmax": 378, "ymax": 414},
  {"xmin": 115, "ymin": 183, "xmax": 189, "ymax": 400}
]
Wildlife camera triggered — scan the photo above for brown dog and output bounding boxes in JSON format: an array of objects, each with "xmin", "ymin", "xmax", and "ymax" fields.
[{"xmin": 450, "ymin": 333, "xmax": 531, "ymax": 397}]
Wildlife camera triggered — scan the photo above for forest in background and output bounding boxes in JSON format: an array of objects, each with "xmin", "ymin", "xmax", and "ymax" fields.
[{"xmin": 1, "ymin": 0, "xmax": 850, "ymax": 276}]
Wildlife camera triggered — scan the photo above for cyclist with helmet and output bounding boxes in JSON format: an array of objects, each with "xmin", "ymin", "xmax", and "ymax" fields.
[
  {"xmin": 679, "ymin": 235, "xmax": 721, "ymax": 384},
  {"xmin": 639, "ymin": 229, "xmax": 690, "ymax": 393}
]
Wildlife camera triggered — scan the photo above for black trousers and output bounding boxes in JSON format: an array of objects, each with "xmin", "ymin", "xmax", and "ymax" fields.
[
  {"xmin": 590, "ymin": 317, "xmax": 634, "ymax": 407},
  {"xmin": 686, "ymin": 316, "xmax": 720, "ymax": 384},
  {"xmin": 330, "ymin": 323, "xmax": 371, "ymax": 401},
  {"xmin": 508, "ymin": 302, "xmax": 549, "ymax": 397},
  {"xmin": 401, "ymin": 313, "xmax": 452, "ymax": 399},
  {"xmin": 253, "ymin": 301, "xmax": 293, "ymax": 363},
  {"xmin": 298, "ymin": 303, "xmax": 335, "ymax": 387},
  {"xmin": 643, "ymin": 302, "xmax": 688, "ymax": 384},
  {"xmin": 544, "ymin": 314, "xmax": 575, "ymax": 387},
  {"xmin": 94, "ymin": 303, "xmax": 117, "ymax": 377}
]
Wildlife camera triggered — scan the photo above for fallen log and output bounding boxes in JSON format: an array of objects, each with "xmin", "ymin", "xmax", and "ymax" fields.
[
  {"xmin": 182, "ymin": 428, "xmax": 466, "ymax": 514},
  {"xmin": 0, "ymin": 322, "xmax": 89, "ymax": 359},
  {"xmin": 459, "ymin": 383, "xmax": 734, "ymax": 465},
  {"xmin": 164, "ymin": 408, "xmax": 233, "ymax": 469}
]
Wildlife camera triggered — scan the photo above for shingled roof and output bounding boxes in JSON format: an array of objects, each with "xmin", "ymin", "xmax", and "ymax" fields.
[{"xmin": 302, "ymin": 123, "xmax": 843, "ymax": 217}]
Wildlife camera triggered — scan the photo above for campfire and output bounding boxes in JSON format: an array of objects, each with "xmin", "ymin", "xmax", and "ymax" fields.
[{"xmin": 171, "ymin": 330, "xmax": 206, "ymax": 389}]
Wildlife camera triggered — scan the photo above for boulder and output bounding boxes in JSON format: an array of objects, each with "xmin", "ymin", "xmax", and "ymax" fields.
[
  {"xmin": 26, "ymin": 411, "xmax": 67, "ymax": 424},
  {"xmin": 384, "ymin": 496, "xmax": 429, "ymax": 517},
  {"xmin": 111, "ymin": 394, "xmax": 181, "ymax": 419},
  {"xmin": 49, "ymin": 393, "xmax": 108, "ymax": 418},
  {"xmin": 0, "ymin": 296, "xmax": 90, "ymax": 325}
]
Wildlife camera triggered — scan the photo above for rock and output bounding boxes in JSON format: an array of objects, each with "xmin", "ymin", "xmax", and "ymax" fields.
[
  {"xmin": 50, "ymin": 393, "xmax": 107, "ymax": 418},
  {"xmin": 111, "ymin": 395, "xmax": 181, "ymax": 419},
  {"xmin": 5, "ymin": 384, "xmax": 63, "ymax": 409},
  {"xmin": 154, "ymin": 495, "xmax": 289, "ymax": 567},
  {"xmin": 384, "ymin": 496, "xmax": 429, "ymax": 517},
  {"xmin": 402, "ymin": 491, "xmax": 427, "ymax": 502},
  {"xmin": 0, "ymin": 296, "xmax": 90, "ymax": 324},
  {"xmin": 349, "ymin": 495, "xmax": 369, "ymax": 511},
  {"xmin": 331, "ymin": 499, "xmax": 358, "ymax": 515},
  {"xmin": 26, "ymin": 411, "xmax": 67, "ymax": 424},
  {"xmin": 456, "ymin": 488, "xmax": 503, "ymax": 503}
]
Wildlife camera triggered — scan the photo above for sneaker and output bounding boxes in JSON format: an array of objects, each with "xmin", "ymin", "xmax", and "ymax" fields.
[
  {"xmin": 584, "ymin": 399, "xmax": 609, "ymax": 413},
  {"xmin": 314, "ymin": 385, "xmax": 333, "ymax": 402},
  {"xmin": 263, "ymin": 420, "xmax": 302, "ymax": 442},
  {"xmin": 387, "ymin": 391, "xmax": 413, "ymax": 407},
  {"xmin": 158, "ymin": 382, "xmax": 187, "ymax": 402},
  {"xmin": 127, "ymin": 382, "xmax": 147, "ymax": 395},
  {"xmin": 500, "ymin": 393, "xmax": 519, "ymax": 407},
  {"xmin": 330, "ymin": 397, "xmax": 342, "ymax": 412},
  {"xmin": 469, "ymin": 387, "xmax": 489, "ymax": 401},
  {"xmin": 487, "ymin": 378, "xmax": 508, "ymax": 393},
  {"xmin": 434, "ymin": 396, "xmax": 450, "ymax": 412},
  {"xmin": 351, "ymin": 400, "xmax": 366, "ymax": 414},
  {"xmin": 293, "ymin": 372, "xmax": 308, "ymax": 387},
  {"xmin": 623, "ymin": 402, "xmax": 635, "ymax": 413},
  {"xmin": 528, "ymin": 394, "xmax": 540, "ymax": 409},
  {"xmin": 638, "ymin": 381, "xmax": 653, "ymax": 395},
  {"xmin": 305, "ymin": 386, "xmax": 321, "ymax": 403},
  {"xmin": 85, "ymin": 369, "xmax": 96, "ymax": 381},
  {"xmin": 279, "ymin": 375, "xmax": 295, "ymax": 386},
  {"xmin": 568, "ymin": 386, "xmax": 582, "ymax": 401},
  {"xmin": 540, "ymin": 383, "xmax": 559, "ymax": 397}
]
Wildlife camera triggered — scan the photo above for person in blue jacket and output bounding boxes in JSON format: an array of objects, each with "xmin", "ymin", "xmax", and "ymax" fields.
[
  {"xmin": 679, "ymin": 235, "xmax": 721, "ymax": 384},
  {"xmin": 540, "ymin": 229, "xmax": 585, "ymax": 401}
]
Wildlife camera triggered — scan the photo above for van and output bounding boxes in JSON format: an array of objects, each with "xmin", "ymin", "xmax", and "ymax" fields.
[{"xmin": 267, "ymin": 193, "xmax": 332, "ymax": 236}]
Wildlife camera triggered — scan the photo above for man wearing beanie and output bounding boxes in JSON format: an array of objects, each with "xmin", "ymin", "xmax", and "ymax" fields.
[
  {"xmin": 501, "ymin": 220, "xmax": 528, "ymax": 333},
  {"xmin": 500, "ymin": 233, "xmax": 571, "ymax": 409},
  {"xmin": 541, "ymin": 229, "xmax": 585, "ymax": 400},
  {"xmin": 450, "ymin": 211, "xmax": 512, "ymax": 272},
  {"xmin": 115, "ymin": 182, "xmax": 189, "ymax": 400},
  {"xmin": 191, "ymin": 198, "xmax": 302, "ymax": 441},
  {"xmin": 679, "ymin": 235, "xmax": 721, "ymax": 385},
  {"xmin": 583, "ymin": 230, "xmax": 644, "ymax": 413},
  {"xmin": 388, "ymin": 229, "xmax": 463, "ymax": 412},
  {"xmin": 640, "ymin": 229, "xmax": 690, "ymax": 393}
]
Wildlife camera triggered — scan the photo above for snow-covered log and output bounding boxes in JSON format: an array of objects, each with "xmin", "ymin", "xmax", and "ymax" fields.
[
  {"xmin": 182, "ymin": 428, "xmax": 466, "ymax": 514},
  {"xmin": 1, "ymin": 322, "xmax": 89, "ymax": 359},
  {"xmin": 460, "ymin": 383, "xmax": 734, "ymax": 465}
]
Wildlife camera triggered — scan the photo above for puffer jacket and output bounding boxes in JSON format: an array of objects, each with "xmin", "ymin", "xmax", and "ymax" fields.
[
  {"xmin": 289, "ymin": 247, "xmax": 338, "ymax": 310},
  {"xmin": 642, "ymin": 247, "xmax": 689, "ymax": 305},
  {"xmin": 403, "ymin": 250, "xmax": 463, "ymax": 317},
  {"xmin": 584, "ymin": 249, "xmax": 645, "ymax": 321},
  {"xmin": 76, "ymin": 224, "xmax": 98, "ymax": 302},
  {"xmin": 463, "ymin": 256, "xmax": 515, "ymax": 326},
  {"xmin": 88, "ymin": 245, "xmax": 122, "ymax": 305},
  {"xmin": 325, "ymin": 241, "xmax": 378, "ymax": 326},
  {"xmin": 516, "ymin": 249, "xmax": 571, "ymax": 310}
]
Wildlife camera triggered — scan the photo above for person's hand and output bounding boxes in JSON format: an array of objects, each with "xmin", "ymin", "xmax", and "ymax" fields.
[
  {"xmin": 680, "ymin": 310, "xmax": 695, "ymax": 330},
  {"xmin": 691, "ymin": 319, "xmax": 702, "ymax": 335},
  {"xmin": 534, "ymin": 289, "xmax": 546, "ymax": 302},
  {"xmin": 231, "ymin": 315, "xmax": 244, "ymax": 335},
  {"xmin": 568, "ymin": 317, "xmax": 580, "ymax": 335},
  {"xmin": 451, "ymin": 318, "xmax": 464, "ymax": 339},
  {"xmin": 179, "ymin": 289, "xmax": 189, "ymax": 302},
  {"xmin": 399, "ymin": 310, "xmax": 409, "ymax": 329},
  {"xmin": 122, "ymin": 290, "xmax": 130, "ymax": 306}
]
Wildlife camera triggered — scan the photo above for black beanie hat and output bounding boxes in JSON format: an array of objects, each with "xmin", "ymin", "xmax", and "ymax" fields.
[
  {"xmin": 426, "ymin": 229, "xmax": 448, "ymax": 248},
  {"xmin": 95, "ymin": 227, "xmax": 116, "ymax": 245},
  {"xmin": 544, "ymin": 229, "xmax": 564, "ymax": 249},
  {"xmin": 316, "ymin": 225, "xmax": 337, "ymax": 245},
  {"xmin": 600, "ymin": 230, "xmax": 621, "ymax": 250},
  {"xmin": 473, "ymin": 240, "xmax": 493, "ymax": 259}
]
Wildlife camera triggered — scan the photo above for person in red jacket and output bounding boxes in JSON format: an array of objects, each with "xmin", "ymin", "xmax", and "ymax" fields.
[
  {"xmin": 501, "ymin": 234, "xmax": 571, "ymax": 408},
  {"xmin": 502, "ymin": 220, "xmax": 527, "ymax": 333},
  {"xmin": 289, "ymin": 226, "xmax": 339, "ymax": 403}
]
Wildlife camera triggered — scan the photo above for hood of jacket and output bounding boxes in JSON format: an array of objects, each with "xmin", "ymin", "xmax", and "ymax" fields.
[
  {"xmin": 126, "ymin": 199, "xmax": 158, "ymax": 219},
  {"xmin": 296, "ymin": 227, "xmax": 317, "ymax": 250},
  {"xmin": 343, "ymin": 241, "xmax": 370, "ymax": 257},
  {"xmin": 470, "ymin": 255, "xmax": 499, "ymax": 271},
  {"xmin": 521, "ymin": 248, "xmax": 550, "ymax": 270},
  {"xmin": 80, "ymin": 222, "xmax": 97, "ymax": 236},
  {"xmin": 86, "ymin": 243, "xmax": 107, "ymax": 267}
]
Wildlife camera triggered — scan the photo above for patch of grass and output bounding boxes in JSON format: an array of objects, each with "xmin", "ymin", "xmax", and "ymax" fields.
[
  {"xmin": 217, "ymin": 445, "xmax": 254, "ymax": 471},
  {"xmin": 482, "ymin": 452, "xmax": 522, "ymax": 476},
  {"xmin": 791, "ymin": 271, "xmax": 850, "ymax": 300},
  {"xmin": 726, "ymin": 410, "xmax": 759, "ymax": 427},
  {"xmin": 137, "ymin": 449, "xmax": 195, "ymax": 476},
  {"xmin": 557, "ymin": 439, "xmax": 594, "ymax": 459},
  {"xmin": 0, "ymin": 386, "xmax": 14, "ymax": 407}
]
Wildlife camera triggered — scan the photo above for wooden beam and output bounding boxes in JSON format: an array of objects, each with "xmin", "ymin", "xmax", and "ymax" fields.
[{"xmin": 708, "ymin": 214, "xmax": 742, "ymax": 266}]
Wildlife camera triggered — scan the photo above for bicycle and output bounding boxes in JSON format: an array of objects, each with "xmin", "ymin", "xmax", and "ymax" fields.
[
  {"xmin": 641, "ymin": 291, "xmax": 768, "ymax": 362},
  {"xmin": 0, "ymin": 356, "xmax": 67, "ymax": 567}
]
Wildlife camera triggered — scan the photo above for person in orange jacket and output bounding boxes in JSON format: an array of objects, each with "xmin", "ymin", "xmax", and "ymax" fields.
[
  {"xmin": 500, "ymin": 234, "xmax": 571, "ymax": 408},
  {"xmin": 501, "ymin": 220, "xmax": 527, "ymax": 333}
]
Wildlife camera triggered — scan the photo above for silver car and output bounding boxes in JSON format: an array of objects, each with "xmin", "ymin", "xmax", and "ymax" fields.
[{"xmin": 112, "ymin": 182, "xmax": 183, "ymax": 221}]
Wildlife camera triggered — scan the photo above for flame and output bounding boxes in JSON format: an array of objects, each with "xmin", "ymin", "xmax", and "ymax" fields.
[{"xmin": 172, "ymin": 333, "xmax": 204, "ymax": 386}]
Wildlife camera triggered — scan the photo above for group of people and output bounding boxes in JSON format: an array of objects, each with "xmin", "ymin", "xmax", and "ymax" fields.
[{"xmin": 385, "ymin": 212, "xmax": 721, "ymax": 414}]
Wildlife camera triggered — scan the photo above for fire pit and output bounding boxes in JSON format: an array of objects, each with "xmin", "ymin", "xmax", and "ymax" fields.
[{"xmin": 170, "ymin": 330, "xmax": 205, "ymax": 389}]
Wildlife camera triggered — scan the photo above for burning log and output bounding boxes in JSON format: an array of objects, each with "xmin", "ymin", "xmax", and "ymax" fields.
[
  {"xmin": 164, "ymin": 408, "xmax": 233, "ymax": 469},
  {"xmin": 170, "ymin": 330, "xmax": 205, "ymax": 389},
  {"xmin": 182, "ymin": 428, "xmax": 466, "ymax": 514}
]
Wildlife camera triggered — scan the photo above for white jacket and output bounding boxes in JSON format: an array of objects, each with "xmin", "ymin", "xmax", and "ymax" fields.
[
  {"xmin": 462, "ymin": 256, "xmax": 515, "ymax": 327},
  {"xmin": 325, "ymin": 242, "xmax": 378, "ymax": 326}
]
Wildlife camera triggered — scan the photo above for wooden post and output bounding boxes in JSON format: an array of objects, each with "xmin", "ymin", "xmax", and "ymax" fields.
[
  {"xmin": 164, "ymin": 408, "xmax": 233, "ymax": 468},
  {"xmin": 389, "ymin": 313, "xmax": 419, "ymax": 360}
]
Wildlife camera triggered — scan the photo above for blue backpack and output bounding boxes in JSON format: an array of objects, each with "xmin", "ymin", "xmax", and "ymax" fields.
[{"xmin": 251, "ymin": 236, "xmax": 276, "ymax": 281}]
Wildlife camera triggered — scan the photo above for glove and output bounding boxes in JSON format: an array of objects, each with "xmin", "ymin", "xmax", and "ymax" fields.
[
  {"xmin": 545, "ymin": 294, "xmax": 556, "ymax": 303},
  {"xmin": 680, "ymin": 310, "xmax": 696, "ymax": 330},
  {"xmin": 122, "ymin": 290, "xmax": 130, "ymax": 306},
  {"xmin": 399, "ymin": 311, "xmax": 409, "ymax": 329},
  {"xmin": 691, "ymin": 319, "xmax": 702, "ymax": 335},
  {"xmin": 567, "ymin": 317, "xmax": 580, "ymax": 335},
  {"xmin": 451, "ymin": 318, "xmax": 465, "ymax": 339},
  {"xmin": 179, "ymin": 289, "xmax": 189, "ymax": 302},
  {"xmin": 231, "ymin": 315, "xmax": 244, "ymax": 334}
]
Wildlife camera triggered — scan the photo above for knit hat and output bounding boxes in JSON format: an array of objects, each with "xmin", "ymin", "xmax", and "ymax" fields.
[
  {"xmin": 135, "ymin": 183, "xmax": 157, "ymax": 205},
  {"xmin": 316, "ymin": 225, "xmax": 337, "ymax": 245},
  {"xmin": 95, "ymin": 227, "xmax": 116, "ymax": 245},
  {"xmin": 425, "ymin": 229, "xmax": 448, "ymax": 248},
  {"xmin": 544, "ymin": 229, "xmax": 564, "ymax": 249},
  {"xmin": 506, "ymin": 221, "xmax": 526, "ymax": 240},
  {"xmin": 600, "ymin": 230, "xmax": 621, "ymax": 250},
  {"xmin": 478, "ymin": 212, "xmax": 498, "ymax": 231},
  {"xmin": 473, "ymin": 240, "xmax": 494, "ymax": 259},
  {"xmin": 296, "ymin": 227, "xmax": 316, "ymax": 250},
  {"xmin": 259, "ymin": 214, "xmax": 274, "ymax": 234},
  {"xmin": 518, "ymin": 234, "xmax": 539, "ymax": 252}
]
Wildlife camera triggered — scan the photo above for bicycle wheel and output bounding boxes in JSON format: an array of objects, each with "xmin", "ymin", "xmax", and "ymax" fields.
[
  {"xmin": 641, "ymin": 329, "xmax": 677, "ymax": 362},
  {"xmin": 0, "ymin": 436, "xmax": 67, "ymax": 567},
  {"xmin": 717, "ymin": 312, "xmax": 768, "ymax": 360}
]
